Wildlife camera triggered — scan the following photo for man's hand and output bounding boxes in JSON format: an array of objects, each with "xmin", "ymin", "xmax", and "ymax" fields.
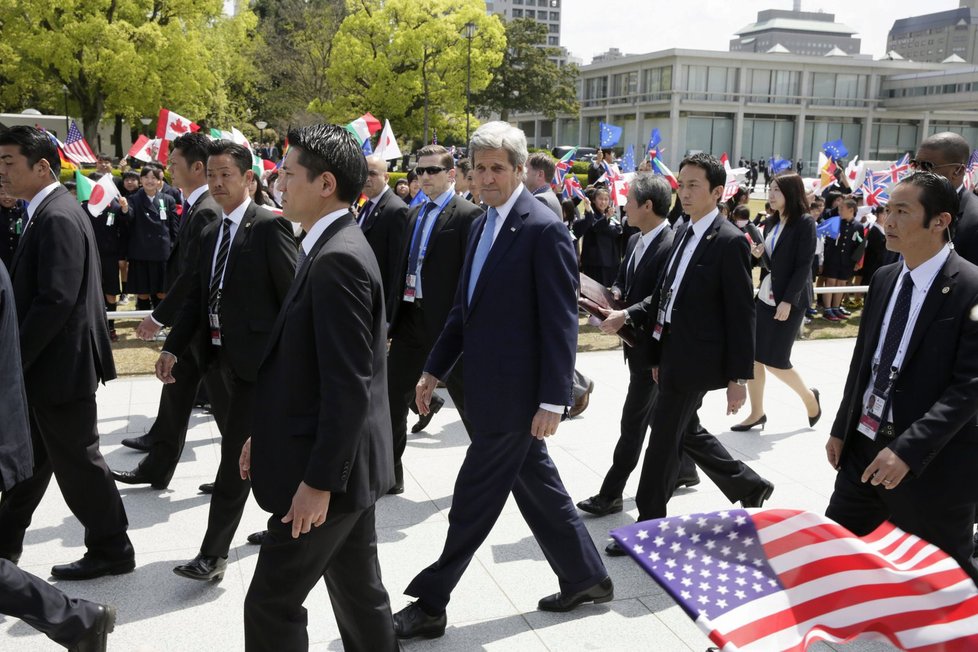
[
  {"xmin": 281, "ymin": 482, "xmax": 331, "ymax": 539},
  {"xmin": 415, "ymin": 372, "xmax": 440, "ymax": 415},
  {"xmin": 825, "ymin": 436, "xmax": 843, "ymax": 470},
  {"xmin": 861, "ymin": 448, "xmax": 910, "ymax": 490},
  {"xmin": 599, "ymin": 308, "xmax": 627, "ymax": 334},
  {"xmin": 239, "ymin": 437, "xmax": 252, "ymax": 480},
  {"xmin": 652, "ymin": 366, "xmax": 659, "ymax": 384},
  {"xmin": 155, "ymin": 352, "xmax": 177, "ymax": 384},
  {"xmin": 531, "ymin": 408, "xmax": 561, "ymax": 440},
  {"xmin": 611, "ymin": 287, "xmax": 622, "ymax": 301},
  {"xmin": 774, "ymin": 301, "xmax": 792, "ymax": 321},
  {"xmin": 136, "ymin": 315, "xmax": 162, "ymax": 341},
  {"xmin": 726, "ymin": 381, "xmax": 747, "ymax": 415}
]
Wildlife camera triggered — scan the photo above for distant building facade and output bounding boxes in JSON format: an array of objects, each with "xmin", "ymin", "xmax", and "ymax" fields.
[
  {"xmin": 887, "ymin": 1, "xmax": 978, "ymax": 64},
  {"xmin": 730, "ymin": 8, "xmax": 860, "ymax": 57}
]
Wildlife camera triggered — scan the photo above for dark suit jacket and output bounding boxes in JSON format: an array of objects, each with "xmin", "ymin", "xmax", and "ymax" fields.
[
  {"xmin": 647, "ymin": 215, "xmax": 755, "ymax": 392},
  {"xmin": 573, "ymin": 210, "xmax": 622, "ymax": 268},
  {"xmin": 360, "ymin": 188, "xmax": 409, "ymax": 317},
  {"xmin": 153, "ymin": 191, "xmax": 221, "ymax": 326},
  {"xmin": 251, "ymin": 214, "xmax": 393, "ymax": 517},
  {"xmin": 759, "ymin": 214, "xmax": 816, "ymax": 308},
  {"xmin": 164, "ymin": 201, "xmax": 296, "ymax": 383},
  {"xmin": 860, "ymin": 224, "xmax": 887, "ymax": 285},
  {"xmin": 388, "ymin": 195, "xmax": 482, "ymax": 346},
  {"xmin": 124, "ymin": 189, "xmax": 178, "ymax": 261},
  {"xmin": 425, "ymin": 187, "xmax": 579, "ymax": 433},
  {"xmin": 10, "ymin": 186, "xmax": 116, "ymax": 406},
  {"xmin": 951, "ymin": 189, "xmax": 978, "ymax": 266},
  {"xmin": 0, "ymin": 264, "xmax": 32, "ymax": 491},
  {"xmin": 830, "ymin": 253, "xmax": 978, "ymax": 503},
  {"xmin": 87, "ymin": 199, "xmax": 127, "ymax": 259},
  {"xmin": 611, "ymin": 226, "xmax": 674, "ymax": 370},
  {"xmin": 532, "ymin": 186, "xmax": 562, "ymax": 218}
]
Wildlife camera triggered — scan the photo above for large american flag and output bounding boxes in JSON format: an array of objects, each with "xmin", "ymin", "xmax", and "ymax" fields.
[
  {"xmin": 63, "ymin": 120, "xmax": 97, "ymax": 164},
  {"xmin": 612, "ymin": 509, "xmax": 978, "ymax": 651}
]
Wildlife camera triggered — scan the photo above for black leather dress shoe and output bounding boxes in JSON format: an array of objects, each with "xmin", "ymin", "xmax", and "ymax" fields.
[
  {"xmin": 576, "ymin": 495, "xmax": 623, "ymax": 516},
  {"xmin": 111, "ymin": 468, "xmax": 168, "ymax": 490},
  {"xmin": 121, "ymin": 433, "xmax": 153, "ymax": 452},
  {"xmin": 411, "ymin": 394, "xmax": 445, "ymax": 434},
  {"xmin": 741, "ymin": 479, "xmax": 775, "ymax": 508},
  {"xmin": 51, "ymin": 555, "xmax": 135, "ymax": 580},
  {"xmin": 674, "ymin": 474, "xmax": 701, "ymax": 490},
  {"xmin": 393, "ymin": 601, "xmax": 446, "ymax": 639},
  {"xmin": 198, "ymin": 482, "xmax": 215, "ymax": 494},
  {"xmin": 246, "ymin": 530, "xmax": 267, "ymax": 545},
  {"xmin": 387, "ymin": 482, "xmax": 404, "ymax": 495},
  {"xmin": 69, "ymin": 604, "xmax": 116, "ymax": 652},
  {"xmin": 538, "ymin": 576, "xmax": 613, "ymax": 612},
  {"xmin": 173, "ymin": 554, "xmax": 227, "ymax": 581},
  {"xmin": 604, "ymin": 540, "xmax": 627, "ymax": 557}
]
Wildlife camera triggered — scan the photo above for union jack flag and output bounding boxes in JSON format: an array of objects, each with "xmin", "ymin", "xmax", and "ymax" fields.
[
  {"xmin": 861, "ymin": 171, "xmax": 891, "ymax": 206},
  {"xmin": 562, "ymin": 173, "xmax": 586, "ymax": 201},
  {"xmin": 964, "ymin": 150, "xmax": 978, "ymax": 190}
]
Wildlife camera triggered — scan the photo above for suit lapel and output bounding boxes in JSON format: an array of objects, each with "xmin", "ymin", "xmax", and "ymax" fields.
[
  {"xmin": 11, "ymin": 186, "xmax": 65, "ymax": 273},
  {"xmin": 629, "ymin": 228, "xmax": 667, "ymax": 291},
  {"xmin": 902, "ymin": 254, "xmax": 958, "ymax": 365},
  {"xmin": 466, "ymin": 199, "xmax": 524, "ymax": 315},
  {"xmin": 224, "ymin": 202, "xmax": 256, "ymax": 282},
  {"xmin": 859, "ymin": 265, "xmax": 900, "ymax": 370},
  {"xmin": 361, "ymin": 191, "xmax": 386, "ymax": 232},
  {"xmin": 425, "ymin": 196, "xmax": 455, "ymax": 256}
]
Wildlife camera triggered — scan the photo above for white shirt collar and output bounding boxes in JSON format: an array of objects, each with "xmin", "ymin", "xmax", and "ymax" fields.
[
  {"xmin": 186, "ymin": 184, "xmax": 209, "ymax": 208},
  {"xmin": 221, "ymin": 196, "xmax": 252, "ymax": 226},
  {"xmin": 640, "ymin": 220, "xmax": 669, "ymax": 247},
  {"xmin": 302, "ymin": 207, "xmax": 350, "ymax": 254},
  {"xmin": 368, "ymin": 185, "xmax": 389, "ymax": 204},
  {"xmin": 26, "ymin": 182, "xmax": 61, "ymax": 220},
  {"xmin": 687, "ymin": 208, "xmax": 719, "ymax": 238},
  {"xmin": 902, "ymin": 244, "xmax": 951, "ymax": 289}
]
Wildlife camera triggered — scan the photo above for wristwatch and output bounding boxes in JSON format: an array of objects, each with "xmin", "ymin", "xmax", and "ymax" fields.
[{"xmin": 623, "ymin": 312, "xmax": 634, "ymax": 327}]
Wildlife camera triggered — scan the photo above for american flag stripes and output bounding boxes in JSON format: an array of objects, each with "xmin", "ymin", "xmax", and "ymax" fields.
[
  {"xmin": 62, "ymin": 120, "xmax": 97, "ymax": 164},
  {"xmin": 612, "ymin": 509, "xmax": 978, "ymax": 651}
]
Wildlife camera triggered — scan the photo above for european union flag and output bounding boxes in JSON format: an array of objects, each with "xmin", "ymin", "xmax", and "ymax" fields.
[
  {"xmin": 599, "ymin": 122, "xmax": 622, "ymax": 148},
  {"xmin": 769, "ymin": 156, "xmax": 791, "ymax": 174},
  {"xmin": 647, "ymin": 128, "xmax": 662, "ymax": 152},
  {"xmin": 816, "ymin": 215, "xmax": 841, "ymax": 239},
  {"xmin": 822, "ymin": 139, "xmax": 848, "ymax": 161},
  {"xmin": 620, "ymin": 144, "xmax": 636, "ymax": 173}
]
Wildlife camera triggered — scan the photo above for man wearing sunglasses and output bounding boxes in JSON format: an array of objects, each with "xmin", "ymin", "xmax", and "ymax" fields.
[{"xmin": 911, "ymin": 132, "xmax": 978, "ymax": 265}]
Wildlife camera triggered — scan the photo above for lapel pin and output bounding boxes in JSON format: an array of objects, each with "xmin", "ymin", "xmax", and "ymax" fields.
[
  {"xmin": 510, "ymin": 226, "xmax": 516, "ymax": 232},
  {"xmin": 706, "ymin": 233, "xmax": 715, "ymax": 241},
  {"xmin": 245, "ymin": 222, "xmax": 252, "ymax": 228},
  {"xmin": 942, "ymin": 286, "xmax": 950, "ymax": 294}
]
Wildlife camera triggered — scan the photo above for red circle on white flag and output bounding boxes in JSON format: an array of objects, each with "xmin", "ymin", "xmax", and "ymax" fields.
[{"xmin": 90, "ymin": 185, "xmax": 104, "ymax": 205}]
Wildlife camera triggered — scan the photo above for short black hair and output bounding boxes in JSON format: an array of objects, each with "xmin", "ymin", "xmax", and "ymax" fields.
[
  {"xmin": 678, "ymin": 153, "xmax": 725, "ymax": 190},
  {"xmin": 0, "ymin": 125, "xmax": 60, "ymax": 176},
  {"xmin": 455, "ymin": 157, "xmax": 471, "ymax": 175},
  {"xmin": 527, "ymin": 152, "xmax": 556, "ymax": 181},
  {"xmin": 122, "ymin": 170, "xmax": 139, "ymax": 180},
  {"xmin": 919, "ymin": 132, "xmax": 970, "ymax": 165},
  {"xmin": 171, "ymin": 132, "xmax": 211, "ymax": 169},
  {"xmin": 206, "ymin": 140, "xmax": 253, "ymax": 176},
  {"xmin": 898, "ymin": 171, "xmax": 960, "ymax": 241},
  {"xmin": 732, "ymin": 205, "xmax": 751, "ymax": 221},
  {"xmin": 286, "ymin": 124, "xmax": 367, "ymax": 203},
  {"xmin": 416, "ymin": 145, "xmax": 453, "ymax": 169},
  {"xmin": 140, "ymin": 167, "xmax": 163, "ymax": 180}
]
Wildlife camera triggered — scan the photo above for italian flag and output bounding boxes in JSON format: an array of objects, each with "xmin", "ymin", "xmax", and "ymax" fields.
[{"xmin": 75, "ymin": 171, "xmax": 120, "ymax": 217}]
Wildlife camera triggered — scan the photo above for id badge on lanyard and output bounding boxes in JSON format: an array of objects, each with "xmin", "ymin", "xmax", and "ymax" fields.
[
  {"xmin": 857, "ymin": 368, "xmax": 896, "ymax": 440},
  {"xmin": 403, "ymin": 276, "xmax": 417, "ymax": 302},
  {"xmin": 209, "ymin": 312, "xmax": 222, "ymax": 346},
  {"xmin": 653, "ymin": 290, "xmax": 671, "ymax": 341},
  {"xmin": 159, "ymin": 199, "xmax": 167, "ymax": 221},
  {"xmin": 106, "ymin": 212, "xmax": 115, "ymax": 227}
]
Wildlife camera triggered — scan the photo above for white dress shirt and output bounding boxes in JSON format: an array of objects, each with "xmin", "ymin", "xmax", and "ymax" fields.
[
  {"xmin": 664, "ymin": 209, "xmax": 717, "ymax": 323},
  {"xmin": 24, "ymin": 181, "xmax": 61, "ymax": 227},
  {"xmin": 185, "ymin": 184, "xmax": 209, "ymax": 211},
  {"xmin": 627, "ymin": 221, "xmax": 669, "ymax": 276},
  {"xmin": 210, "ymin": 197, "xmax": 252, "ymax": 291},
  {"xmin": 860, "ymin": 244, "xmax": 950, "ymax": 430}
]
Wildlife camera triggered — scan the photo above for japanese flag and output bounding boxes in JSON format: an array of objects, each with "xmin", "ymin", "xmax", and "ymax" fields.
[
  {"xmin": 373, "ymin": 120, "xmax": 403, "ymax": 161},
  {"xmin": 76, "ymin": 173, "xmax": 121, "ymax": 217}
]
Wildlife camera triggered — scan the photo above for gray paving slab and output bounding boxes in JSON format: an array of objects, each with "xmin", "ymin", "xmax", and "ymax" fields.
[{"xmin": 1, "ymin": 338, "xmax": 904, "ymax": 650}]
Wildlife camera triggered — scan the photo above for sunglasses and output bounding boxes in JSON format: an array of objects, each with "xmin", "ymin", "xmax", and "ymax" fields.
[
  {"xmin": 415, "ymin": 166, "xmax": 448, "ymax": 176},
  {"xmin": 908, "ymin": 159, "xmax": 963, "ymax": 172}
]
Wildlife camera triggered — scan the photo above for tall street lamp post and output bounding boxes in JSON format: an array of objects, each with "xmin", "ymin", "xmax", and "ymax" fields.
[{"xmin": 464, "ymin": 22, "xmax": 476, "ymax": 147}]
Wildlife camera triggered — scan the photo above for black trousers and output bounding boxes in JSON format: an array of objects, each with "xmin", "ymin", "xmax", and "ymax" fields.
[
  {"xmin": 244, "ymin": 505, "xmax": 396, "ymax": 652},
  {"xmin": 0, "ymin": 559, "xmax": 102, "ymax": 647},
  {"xmin": 0, "ymin": 395, "xmax": 131, "ymax": 559},
  {"xmin": 198, "ymin": 348, "xmax": 254, "ymax": 558},
  {"xmin": 138, "ymin": 350, "xmax": 229, "ymax": 483},
  {"xmin": 387, "ymin": 302, "xmax": 471, "ymax": 479},
  {"xmin": 827, "ymin": 432, "xmax": 978, "ymax": 584},
  {"xmin": 405, "ymin": 428, "xmax": 607, "ymax": 612},
  {"xmin": 635, "ymin": 387, "xmax": 765, "ymax": 521},
  {"xmin": 598, "ymin": 364, "xmax": 696, "ymax": 501}
]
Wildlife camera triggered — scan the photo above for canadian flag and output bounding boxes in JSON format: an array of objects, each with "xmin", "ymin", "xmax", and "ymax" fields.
[
  {"xmin": 128, "ymin": 136, "xmax": 168, "ymax": 164},
  {"xmin": 155, "ymin": 108, "xmax": 199, "ymax": 141},
  {"xmin": 373, "ymin": 119, "xmax": 403, "ymax": 161}
]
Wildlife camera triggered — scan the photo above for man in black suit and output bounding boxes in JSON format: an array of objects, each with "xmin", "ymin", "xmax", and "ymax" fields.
[
  {"xmin": 360, "ymin": 154, "xmax": 409, "ymax": 316},
  {"xmin": 625, "ymin": 154, "xmax": 774, "ymax": 540},
  {"xmin": 386, "ymin": 144, "xmax": 482, "ymax": 493},
  {"xmin": 0, "ymin": 263, "xmax": 116, "ymax": 650},
  {"xmin": 110, "ymin": 132, "xmax": 229, "ymax": 489},
  {"xmin": 393, "ymin": 122, "xmax": 611, "ymax": 641},
  {"xmin": 0, "ymin": 126, "xmax": 133, "ymax": 579},
  {"xmin": 156, "ymin": 140, "xmax": 295, "ymax": 581},
  {"xmin": 826, "ymin": 172, "xmax": 978, "ymax": 581},
  {"xmin": 239, "ymin": 123, "xmax": 396, "ymax": 652},
  {"xmin": 911, "ymin": 132, "xmax": 978, "ymax": 266},
  {"xmin": 576, "ymin": 174, "xmax": 699, "ymax": 520}
]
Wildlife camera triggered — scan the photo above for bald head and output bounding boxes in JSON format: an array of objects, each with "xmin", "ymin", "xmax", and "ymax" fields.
[
  {"xmin": 916, "ymin": 132, "xmax": 971, "ymax": 188},
  {"xmin": 362, "ymin": 155, "xmax": 390, "ymax": 198}
]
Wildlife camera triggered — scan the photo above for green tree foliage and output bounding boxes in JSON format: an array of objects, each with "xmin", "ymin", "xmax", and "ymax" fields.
[
  {"xmin": 0, "ymin": 0, "xmax": 260, "ymax": 142},
  {"xmin": 474, "ymin": 18, "xmax": 579, "ymax": 122},
  {"xmin": 319, "ymin": 0, "xmax": 505, "ymax": 147}
]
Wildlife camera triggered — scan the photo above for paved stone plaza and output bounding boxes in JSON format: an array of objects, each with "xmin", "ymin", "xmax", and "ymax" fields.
[{"xmin": 2, "ymin": 338, "xmax": 907, "ymax": 651}]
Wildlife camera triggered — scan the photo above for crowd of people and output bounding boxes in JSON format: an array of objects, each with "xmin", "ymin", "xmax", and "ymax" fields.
[{"xmin": 1, "ymin": 119, "xmax": 978, "ymax": 651}]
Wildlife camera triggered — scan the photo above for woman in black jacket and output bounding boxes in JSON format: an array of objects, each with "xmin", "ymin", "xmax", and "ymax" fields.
[
  {"xmin": 572, "ymin": 187, "xmax": 622, "ymax": 286},
  {"xmin": 733, "ymin": 172, "xmax": 821, "ymax": 431}
]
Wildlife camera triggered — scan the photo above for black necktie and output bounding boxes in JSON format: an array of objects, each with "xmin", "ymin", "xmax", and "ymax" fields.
[
  {"xmin": 182, "ymin": 199, "xmax": 191, "ymax": 218},
  {"xmin": 661, "ymin": 225, "xmax": 695, "ymax": 295},
  {"xmin": 408, "ymin": 202, "xmax": 438, "ymax": 276},
  {"xmin": 359, "ymin": 200, "xmax": 374, "ymax": 228},
  {"xmin": 209, "ymin": 218, "xmax": 233, "ymax": 311},
  {"xmin": 295, "ymin": 245, "xmax": 307, "ymax": 278},
  {"xmin": 873, "ymin": 271, "xmax": 914, "ymax": 395}
]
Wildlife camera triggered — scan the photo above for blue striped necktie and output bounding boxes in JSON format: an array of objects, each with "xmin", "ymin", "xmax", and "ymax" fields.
[{"xmin": 467, "ymin": 207, "xmax": 499, "ymax": 304}]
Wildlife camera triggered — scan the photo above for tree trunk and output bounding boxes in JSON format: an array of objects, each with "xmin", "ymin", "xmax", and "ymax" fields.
[
  {"xmin": 113, "ymin": 114, "xmax": 124, "ymax": 159},
  {"xmin": 422, "ymin": 63, "xmax": 430, "ymax": 146},
  {"xmin": 79, "ymin": 93, "xmax": 104, "ymax": 153},
  {"xmin": 500, "ymin": 108, "xmax": 509, "ymax": 122}
]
